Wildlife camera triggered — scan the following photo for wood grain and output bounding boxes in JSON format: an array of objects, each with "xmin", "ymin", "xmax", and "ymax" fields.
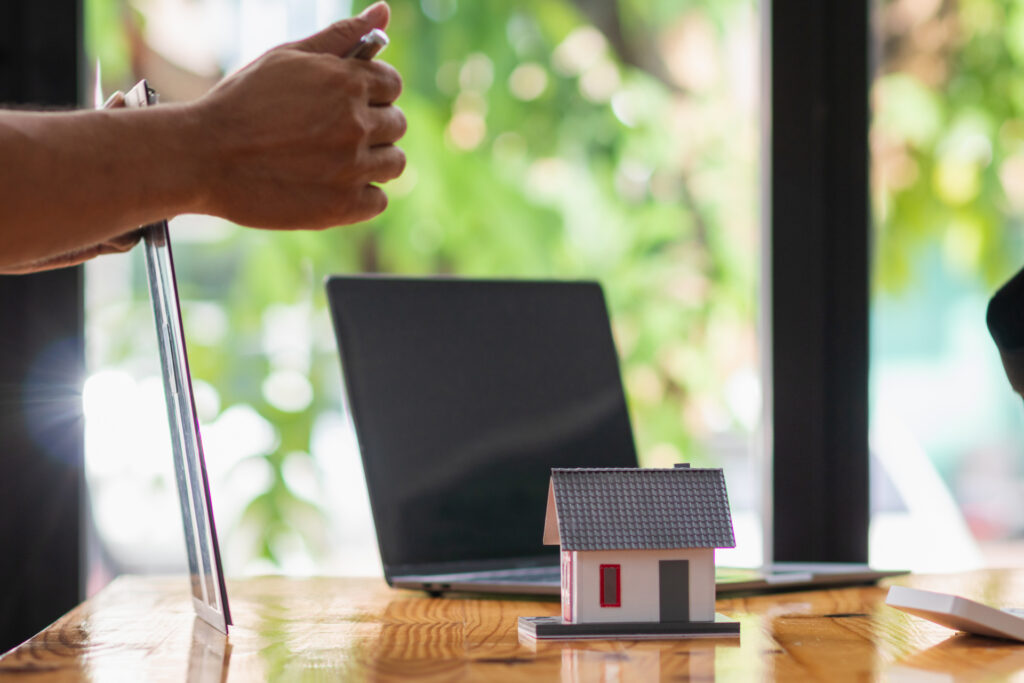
[{"xmin": 3, "ymin": 571, "xmax": 1024, "ymax": 681}]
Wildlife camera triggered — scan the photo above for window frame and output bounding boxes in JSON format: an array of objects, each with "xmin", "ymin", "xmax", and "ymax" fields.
[
  {"xmin": 0, "ymin": 0, "xmax": 85, "ymax": 653},
  {"xmin": 764, "ymin": 0, "xmax": 870, "ymax": 563}
]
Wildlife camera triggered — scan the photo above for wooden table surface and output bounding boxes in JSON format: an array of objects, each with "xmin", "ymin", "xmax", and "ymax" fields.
[{"xmin": 4, "ymin": 571, "xmax": 1024, "ymax": 681}]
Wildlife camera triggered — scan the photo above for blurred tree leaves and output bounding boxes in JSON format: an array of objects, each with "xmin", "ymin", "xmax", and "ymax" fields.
[{"xmin": 875, "ymin": 0, "xmax": 1024, "ymax": 292}]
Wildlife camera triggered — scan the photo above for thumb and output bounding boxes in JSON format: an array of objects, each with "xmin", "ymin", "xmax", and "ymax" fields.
[{"xmin": 292, "ymin": 2, "xmax": 390, "ymax": 56}]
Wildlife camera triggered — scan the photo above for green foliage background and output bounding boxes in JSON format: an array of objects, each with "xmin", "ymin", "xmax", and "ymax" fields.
[
  {"xmin": 86, "ymin": 0, "xmax": 759, "ymax": 568},
  {"xmin": 874, "ymin": 0, "xmax": 1024, "ymax": 291}
]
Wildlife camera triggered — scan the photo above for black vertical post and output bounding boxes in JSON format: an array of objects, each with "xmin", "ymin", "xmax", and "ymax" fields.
[
  {"xmin": 767, "ymin": 0, "xmax": 871, "ymax": 562},
  {"xmin": 0, "ymin": 0, "xmax": 85, "ymax": 653}
]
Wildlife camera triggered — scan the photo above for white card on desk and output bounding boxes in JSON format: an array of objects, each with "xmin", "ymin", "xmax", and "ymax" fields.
[{"xmin": 886, "ymin": 585, "xmax": 1024, "ymax": 642}]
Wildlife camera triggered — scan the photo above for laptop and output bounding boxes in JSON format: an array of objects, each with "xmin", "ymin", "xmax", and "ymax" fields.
[{"xmin": 325, "ymin": 275, "xmax": 903, "ymax": 596}]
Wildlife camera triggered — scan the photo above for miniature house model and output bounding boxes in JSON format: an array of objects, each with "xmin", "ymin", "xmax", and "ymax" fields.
[{"xmin": 519, "ymin": 465, "xmax": 740, "ymax": 639}]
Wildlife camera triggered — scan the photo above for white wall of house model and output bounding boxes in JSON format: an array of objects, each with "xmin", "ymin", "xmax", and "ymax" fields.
[{"xmin": 563, "ymin": 548, "xmax": 716, "ymax": 624}]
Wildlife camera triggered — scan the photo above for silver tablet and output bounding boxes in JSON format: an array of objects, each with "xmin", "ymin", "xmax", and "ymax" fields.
[{"xmin": 124, "ymin": 79, "xmax": 232, "ymax": 634}]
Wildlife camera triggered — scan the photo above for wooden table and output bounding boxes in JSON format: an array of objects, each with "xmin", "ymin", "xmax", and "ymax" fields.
[{"xmin": 4, "ymin": 571, "xmax": 1024, "ymax": 681}]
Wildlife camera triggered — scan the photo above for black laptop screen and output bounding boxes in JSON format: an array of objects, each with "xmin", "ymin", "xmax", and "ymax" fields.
[{"xmin": 326, "ymin": 277, "xmax": 638, "ymax": 574}]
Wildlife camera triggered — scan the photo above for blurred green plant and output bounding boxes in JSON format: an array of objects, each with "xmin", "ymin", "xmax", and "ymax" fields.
[
  {"xmin": 85, "ymin": 0, "xmax": 131, "ymax": 86},
  {"xmin": 85, "ymin": 0, "xmax": 759, "ymax": 570},
  {"xmin": 874, "ymin": 0, "xmax": 1024, "ymax": 291}
]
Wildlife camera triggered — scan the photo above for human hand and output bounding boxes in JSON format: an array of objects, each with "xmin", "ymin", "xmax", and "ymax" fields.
[{"xmin": 187, "ymin": 1, "xmax": 406, "ymax": 230}]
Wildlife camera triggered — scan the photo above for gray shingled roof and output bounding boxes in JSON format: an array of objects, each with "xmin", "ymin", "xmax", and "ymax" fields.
[{"xmin": 549, "ymin": 468, "xmax": 736, "ymax": 551}]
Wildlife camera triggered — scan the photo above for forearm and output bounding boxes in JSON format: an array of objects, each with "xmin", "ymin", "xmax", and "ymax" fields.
[{"xmin": 0, "ymin": 105, "xmax": 208, "ymax": 269}]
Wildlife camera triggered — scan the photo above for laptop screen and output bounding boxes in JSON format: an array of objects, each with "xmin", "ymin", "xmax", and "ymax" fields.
[{"xmin": 326, "ymin": 277, "xmax": 638, "ymax": 575}]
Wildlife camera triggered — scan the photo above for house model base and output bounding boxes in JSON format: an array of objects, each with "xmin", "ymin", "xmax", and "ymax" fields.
[{"xmin": 517, "ymin": 614, "xmax": 741, "ymax": 641}]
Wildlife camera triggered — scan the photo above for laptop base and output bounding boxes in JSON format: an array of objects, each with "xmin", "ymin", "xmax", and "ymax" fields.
[{"xmin": 392, "ymin": 562, "xmax": 907, "ymax": 599}]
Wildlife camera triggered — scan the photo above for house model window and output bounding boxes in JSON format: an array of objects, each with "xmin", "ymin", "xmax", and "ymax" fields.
[{"xmin": 600, "ymin": 565, "xmax": 621, "ymax": 607}]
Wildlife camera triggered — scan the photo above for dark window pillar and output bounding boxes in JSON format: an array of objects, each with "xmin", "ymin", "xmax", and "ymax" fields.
[
  {"xmin": 0, "ymin": 0, "xmax": 85, "ymax": 653},
  {"xmin": 765, "ymin": 0, "xmax": 871, "ymax": 562}
]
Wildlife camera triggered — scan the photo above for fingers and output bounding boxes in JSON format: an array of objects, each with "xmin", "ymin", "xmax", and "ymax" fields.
[
  {"xmin": 354, "ymin": 184, "xmax": 388, "ymax": 221},
  {"xmin": 4, "ymin": 231, "xmax": 140, "ymax": 273},
  {"xmin": 368, "ymin": 105, "xmax": 406, "ymax": 146},
  {"xmin": 358, "ymin": 61, "xmax": 402, "ymax": 105},
  {"xmin": 292, "ymin": 2, "xmax": 389, "ymax": 56},
  {"xmin": 102, "ymin": 91, "xmax": 125, "ymax": 109},
  {"xmin": 101, "ymin": 229, "xmax": 144, "ymax": 253},
  {"xmin": 364, "ymin": 145, "xmax": 406, "ymax": 183}
]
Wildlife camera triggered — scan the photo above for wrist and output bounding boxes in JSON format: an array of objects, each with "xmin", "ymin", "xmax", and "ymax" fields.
[{"xmin": 163, "ymin": 102, "xmax": 217, "ymax": 217}]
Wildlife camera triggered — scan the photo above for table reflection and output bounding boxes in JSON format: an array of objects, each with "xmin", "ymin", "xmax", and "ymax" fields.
[
  {"xmin": 188, "ymin": 617, "xmax": 231, "ymax": 683},
  {"xmin": 888, "ymin": 632, "xmax": 1024, "ymax": 683}
]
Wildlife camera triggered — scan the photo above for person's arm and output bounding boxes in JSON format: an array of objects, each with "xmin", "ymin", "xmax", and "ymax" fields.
[
  {"xmin": 0, "ymin": 1, "xmax": 405, "ymax": 273},
  {"xmin": 0, "ymin": 91, "xmax": 145, "ymax": 274}
]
